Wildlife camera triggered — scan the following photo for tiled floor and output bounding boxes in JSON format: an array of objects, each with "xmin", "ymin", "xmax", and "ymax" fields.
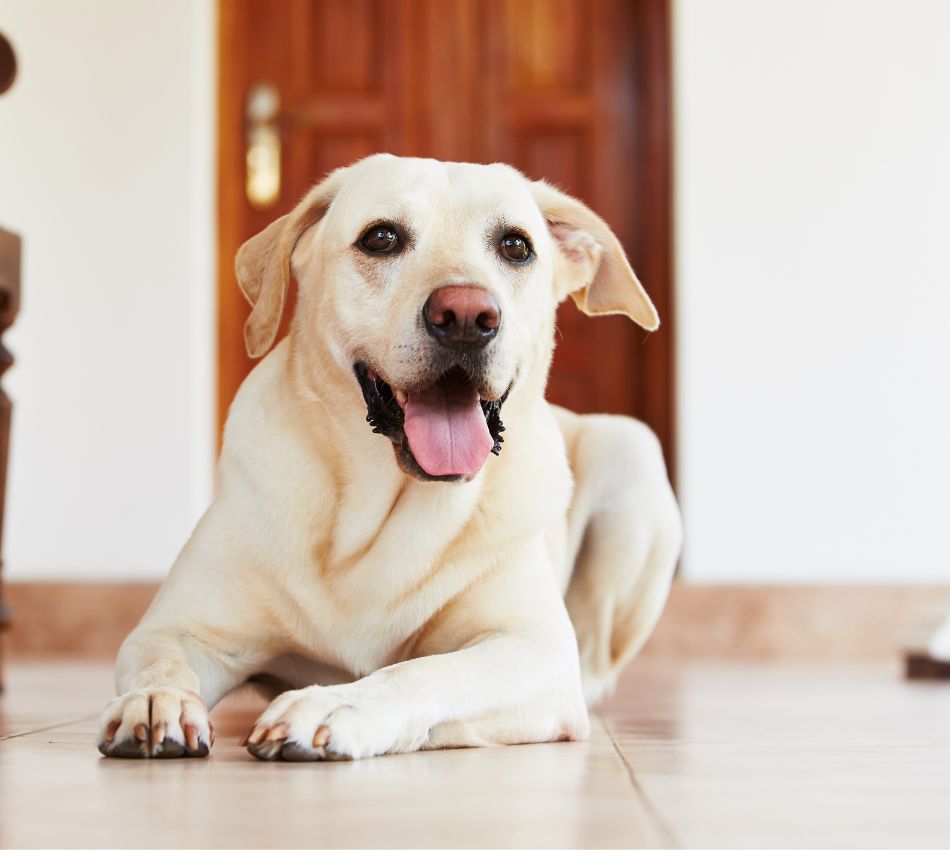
[{"xmin": 1, "ymin": 659, "xmax": 948, "ymax": 848}]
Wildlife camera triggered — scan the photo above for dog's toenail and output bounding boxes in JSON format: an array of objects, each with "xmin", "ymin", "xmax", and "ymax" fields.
[
  {"xmin": 265, "ymin": 723, "xmax": 288, "ymax": 742},
  {"xmin": 105, "ymin": 720, "xmax": 120, "ymax": 742},
  {"xmin": 184, "ymin": 724, "xmax": 199, "ymax": 751},
  {"xmin": 133, "ymin": 723, "xmax": 149, "ymax": 743},
  {"xmin": 313, "ymin": 724, "xmax": 330, "ymax": 747}
]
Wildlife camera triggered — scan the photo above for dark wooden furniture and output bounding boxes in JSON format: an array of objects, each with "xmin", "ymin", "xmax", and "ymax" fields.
[
  {"xmin": 0, "ymin": 227, "xmax": 19, "ymax": 691},
  {"xmin": 0, "ymin": 29, "xmax": 17, "ymax": 691},
  {"xmin": 217, "ymin": 0, "xmax": 675, "ymax": 477}
]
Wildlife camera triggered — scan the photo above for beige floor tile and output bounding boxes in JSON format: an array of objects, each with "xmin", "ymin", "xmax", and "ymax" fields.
[
  {"xmin": 0, "ymin": 662, "xmax": 110, "ymax": 739},
  {"xmin": 0, "ymin": 662, "xmax": 668, "ymax": 849},
  {"xmin": 601, "ymin": 662, "xmax": 950, "ymax": 849},
  {"xmin": 3, "ymin": 659, "xmax": 949, "ymax": 848}
]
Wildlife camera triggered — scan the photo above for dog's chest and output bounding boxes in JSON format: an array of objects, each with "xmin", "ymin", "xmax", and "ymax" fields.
[
  {"xmin": 254, "ymin": 403, "xmax": 573, "ymax": 676},
  {"xmin": 285, "ymin": 477, "xmax": 492, "ymax": 673}
]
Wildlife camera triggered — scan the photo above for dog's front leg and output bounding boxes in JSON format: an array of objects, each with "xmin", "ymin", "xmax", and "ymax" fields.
[
  {"xmin": 98, "ymin": 603, "xmax": 264, "ymax": 759},
  {"xmin": 245, "ymin": 548, "xmax": 590, "ymax": 761}
]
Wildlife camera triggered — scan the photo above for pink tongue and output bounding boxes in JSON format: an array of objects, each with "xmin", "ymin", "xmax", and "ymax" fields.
[{"xmin": 403, "ymin": 381, "xmax": 494, "ymax": 477}]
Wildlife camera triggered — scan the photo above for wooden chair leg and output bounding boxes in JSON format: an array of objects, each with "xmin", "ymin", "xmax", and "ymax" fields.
[{"xmin": 0, "ymin": 226, "xmax": 21, "ymax": 692}]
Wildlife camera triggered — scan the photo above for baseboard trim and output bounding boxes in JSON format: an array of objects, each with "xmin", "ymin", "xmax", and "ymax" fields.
[
  {"xmin": 641, "ymin": 584, "xmax": 950, "ymax": 661},
  {"xmin": 4, "ymin": 582, "xmax": 159, "ymax": 657},
  {"xmin": 3, "ymin": 581, "xmax": 948, "ymax": 661}
]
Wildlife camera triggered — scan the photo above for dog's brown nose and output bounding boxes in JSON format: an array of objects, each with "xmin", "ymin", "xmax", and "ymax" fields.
[{"xmin": 423, "ymin": 285, "xmax": 501, "ymax": 351}]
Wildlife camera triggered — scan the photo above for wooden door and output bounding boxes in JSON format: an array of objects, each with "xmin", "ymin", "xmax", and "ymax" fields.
[{"xmin": 218, "ymin": 0, "xmax": 674, "ymax": 473}]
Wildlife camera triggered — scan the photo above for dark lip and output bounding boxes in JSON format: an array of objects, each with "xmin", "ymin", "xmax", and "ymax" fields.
[{"xmin": 353, "ymin": 362, "xmax": 510, "ymax": 483}]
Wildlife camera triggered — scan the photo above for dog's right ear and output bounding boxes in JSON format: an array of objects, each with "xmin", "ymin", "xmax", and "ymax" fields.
[
  {"xmin": 530, "ymin": 180, "xmax": 659, "ymax": 331},
  {"xmin": 236, "ymin": 169, "xmax": 346, "ymax": 358}
]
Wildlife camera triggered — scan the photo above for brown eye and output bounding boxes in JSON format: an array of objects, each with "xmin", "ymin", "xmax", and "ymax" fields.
[
  {"xmin": 360, "ymin": 225, "xmax": 399, "ymax": 254},
  {"xmin": 500, "ymin": 233, "xmax": 532, "ymax": 263}
]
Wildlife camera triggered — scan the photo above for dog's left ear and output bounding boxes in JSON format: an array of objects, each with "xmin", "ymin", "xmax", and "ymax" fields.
[
  {"xmin": 236, "ymin": 169, "xmax": 346, "ymax": 358},
  {"xmin": 530, "ymin": 180, "xmax": 659, "ymax": 331}
]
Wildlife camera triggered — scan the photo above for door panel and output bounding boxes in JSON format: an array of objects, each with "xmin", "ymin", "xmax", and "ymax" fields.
[
  {"xmin": 478, "ymin": 0, "xmax": 644, "ymax": 417},
  {"xmin": 218, "ymin": 0, "xmax": 674, "ymax": 473}
]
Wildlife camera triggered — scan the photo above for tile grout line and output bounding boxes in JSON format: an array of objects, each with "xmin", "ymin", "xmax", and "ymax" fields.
[
  {"xmin": 0, "ymin": 713, "xmax": 97, "ymax": 743},
  {"xmin": 599, "ymin": 715, "xmax": 682, "ymax": 849}
]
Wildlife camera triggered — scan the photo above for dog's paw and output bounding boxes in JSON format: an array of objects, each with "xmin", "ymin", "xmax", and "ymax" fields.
[
  {"xmin": 243, "ymin": 685, "xmax": 422, "ymax": 762},
  {"xmin": 97, "ymin": 687, "xmax": 213, "ymax": 759}
]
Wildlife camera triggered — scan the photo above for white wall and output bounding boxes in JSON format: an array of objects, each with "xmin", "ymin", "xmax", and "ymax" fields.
[
  {"xmin": 1, "ymin": 0, "xmax": 947, "ymax": 585},
  {"xmin": 0, "ymin": 0, "xmax": 215, "ymax": 580},
  {"xmin": 675, "ymin": 0, "xmax": 950, "ymax": 582}
]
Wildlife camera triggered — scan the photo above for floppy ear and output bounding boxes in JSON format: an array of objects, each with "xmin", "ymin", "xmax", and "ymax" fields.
[
  {"xmin": 530, "ymin": 180, "xmax": 659, "ymax": 331},
  {"xmin": 236, "ymin": 169, "xmax": 345, "ymax": 358}
]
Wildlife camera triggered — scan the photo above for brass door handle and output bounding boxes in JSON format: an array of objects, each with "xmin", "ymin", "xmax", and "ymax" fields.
[{"xmin": 245, "ymin": 83, "xmax": 281, "ymax": 209}]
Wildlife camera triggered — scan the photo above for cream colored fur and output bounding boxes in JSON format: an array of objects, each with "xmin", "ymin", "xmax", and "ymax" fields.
[{"xmin": 97, "ymin": 155, "xmax": 682, "ymax": 761}]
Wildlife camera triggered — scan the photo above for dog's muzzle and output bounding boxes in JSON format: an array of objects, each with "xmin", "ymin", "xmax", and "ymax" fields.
[{"xmin": 355, "ymin": 362, "xmax": 509, "ymax": 483}]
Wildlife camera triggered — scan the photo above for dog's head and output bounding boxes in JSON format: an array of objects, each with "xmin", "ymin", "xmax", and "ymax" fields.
[{"xmin": 236, "ymin": 154, "xmax": 658, "ymax": 482}]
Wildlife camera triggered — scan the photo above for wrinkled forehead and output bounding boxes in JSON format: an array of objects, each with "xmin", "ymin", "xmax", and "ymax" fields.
[{"xmin": 326, "ymin": 156, "xmax": 545, "ymax": 237}]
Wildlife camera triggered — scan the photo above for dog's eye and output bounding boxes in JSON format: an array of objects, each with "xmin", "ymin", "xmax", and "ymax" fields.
[
  {"xmin": 499, "ymin": 233, "xmax": 532, "ymax": 264},
  {"xmin": 360, "ymin": 226, "xmax": 399, "ymax": 254}
]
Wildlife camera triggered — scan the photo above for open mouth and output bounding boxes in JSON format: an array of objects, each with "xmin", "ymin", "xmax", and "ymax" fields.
[{"xmin": 354, "ymin": 363, "xmax": 508, "ymax": 482}]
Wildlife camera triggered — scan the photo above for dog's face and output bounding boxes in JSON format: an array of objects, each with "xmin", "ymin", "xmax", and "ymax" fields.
[{"xmin": 236, "ymin": 154, "xmax": 658, "ymax": 483}]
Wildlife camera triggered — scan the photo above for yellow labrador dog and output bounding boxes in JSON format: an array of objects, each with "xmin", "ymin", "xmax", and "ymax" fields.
[{"xmin": 98, "ymin": 154, "xmax": 682, "ymax": 761}]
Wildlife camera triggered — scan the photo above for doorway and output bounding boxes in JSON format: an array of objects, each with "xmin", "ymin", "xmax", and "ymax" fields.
[{"xmin": 217, "ymin": 0, "xmax": 674, "ymax": 472}]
